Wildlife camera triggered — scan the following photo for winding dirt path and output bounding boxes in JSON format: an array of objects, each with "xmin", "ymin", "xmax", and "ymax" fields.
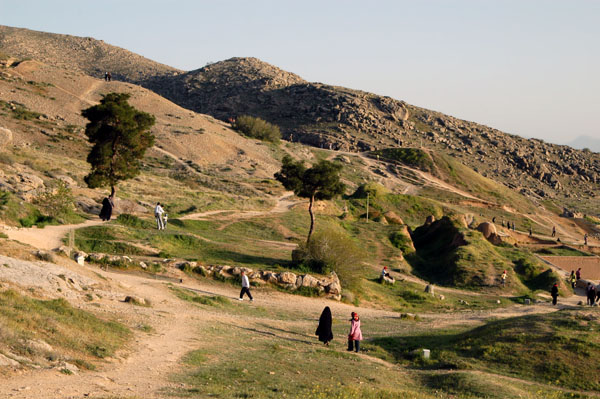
[{"xmin": 2, "ymin": 219, "xmax": 104, "ymax": 251}]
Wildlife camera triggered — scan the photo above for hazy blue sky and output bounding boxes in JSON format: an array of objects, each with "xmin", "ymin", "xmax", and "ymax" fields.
[{"xmin": 1, "ymin": 0, "xmax": 598, "ymax": 145}]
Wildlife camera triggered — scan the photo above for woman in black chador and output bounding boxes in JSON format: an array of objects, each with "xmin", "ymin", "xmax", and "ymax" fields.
[
  {"xmin": 315, "ymin": 306, "xmax": 333, "ymax": 346},
  {"xmin": 99, "ymin": 195, "xmax": 114, "ymax": 221}
]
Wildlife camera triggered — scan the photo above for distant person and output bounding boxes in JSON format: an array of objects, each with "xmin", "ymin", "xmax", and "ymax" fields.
[
  {"xmin": 107, "ymin": 72, "xmax": 112, "ymax": 82},
  {"xmin": 381, "ymin": 266, "xmax": 391, "ymax": 279},
  {"xmin": 501, "ymin": 270, "xmax": 507, "ymax": 287},
  {"xmin": 596, "ymin": 283, "xmax": 600, "ymax": 303},
  {"xmin": 512, "ymin": 223, "xmax": 516, "ymax": 232},
  {"xmin": 347, "ymin": 312, "xmax": 362, "ymax": 353},
  {"xmin": 315, "ymin": 306, "xmax": 333, "ymax": 346},
  {"xmin": 239, "ymin": 270, "xmax": 253, "ymax": 301},
  {"xmin": 587, "ymin": 283, "xmax": 596, "ymax": 306},
  {"xmin": 529, "ymin": 228, "xmax": 533, "ymax": 237},
  {"xmin": 99, "ymin": 195, "xmax": 114, "ymax": 221},
  {"xmin": 576, "ymin": 268, "xmax": 582, "ymax": 280},
  {"xmin": 584, "ymin": 234, "xmax": 589, "ymax": 246},
  {"xmin": 570, "ymin": 270, "xmax": 576, "ymax": 289},
  {"xmin": 550, "ymin": 283, "xmax": 559, "ymax": 306},
  {"xmin": 163, "ymin": 213, "xmax": 168, "ymax": 228},
  {"xmin": 104, "ymin": 72, "xmax": 109, "ymax": 81},
  {"xmin": 154, "ymin": 202, "xmax": 165, "ymax": 230},
  {"xmin": 552, "ymin": 226, "xmax": 556, "ymax": 237},
  {"xmin": 492, "ymin": 217, "xmax": 496, "ymax": 223}
]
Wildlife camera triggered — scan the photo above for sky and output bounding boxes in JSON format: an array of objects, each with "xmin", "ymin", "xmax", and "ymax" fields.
[{"xmin": 1, "ymin": 0, "xmax": 598, "ymax": 146}]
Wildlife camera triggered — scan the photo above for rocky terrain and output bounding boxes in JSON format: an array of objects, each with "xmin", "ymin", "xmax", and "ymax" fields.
[{"xmin": 2, "ymin": 25, "xmax": 599, "ymax": 210}]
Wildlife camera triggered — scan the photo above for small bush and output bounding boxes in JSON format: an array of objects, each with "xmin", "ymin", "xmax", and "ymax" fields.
[
  {"xmin": 33, "ymin": 180, "xmax": 76, "ymax": 223},
  {"xmin": 351, "ymin": 182, "xmax": 390, "ymax": 199},
  {"xmin": 389, "ymin": 231, "xmax": 415, "ymax": 255},
  {"xmin": 233, "ymin": 115, "xmax": 281, "ymax": 143},
  {"xmin": 295, "ymin": 224, "xmax": 366, "ymax": 293},
  {"xmin": 19, "ymin": 209, "xmax": 57, "ymax": 227}
]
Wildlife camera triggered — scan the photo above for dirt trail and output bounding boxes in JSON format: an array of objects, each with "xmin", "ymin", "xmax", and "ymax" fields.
[
  {"xmin": 2, "ymin": 219, "xmax": 104, "ymax": 251},
  {"xmin": 181, "ymin": 192, "xmax": 302, "ymax": 221}
]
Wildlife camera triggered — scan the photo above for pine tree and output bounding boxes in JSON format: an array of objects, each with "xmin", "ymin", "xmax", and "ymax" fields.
[
  {"xmin": 275, "ymin": 155, "xmax": 345, "ymax": 244},
  {"xmin": 82, "ymin": 93, "xmax": 155, "ymax": 197}
]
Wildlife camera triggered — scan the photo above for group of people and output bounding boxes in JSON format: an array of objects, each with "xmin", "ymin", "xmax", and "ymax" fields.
[
  {"xmin": 315, "ymin": 306, "xmax": 362, "ymax": 352},
  {"xmin": 104, "ymin": 71, "xmax": 112, "ymax": 81},
  {"xmin": 237, "ymin": 274, "xmax": 363, "ymax": 352}
]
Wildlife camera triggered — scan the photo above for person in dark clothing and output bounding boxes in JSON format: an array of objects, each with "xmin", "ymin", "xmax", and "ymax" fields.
[
  {"xmin": 552, "ymin": 226, "xmax": 556, "ymax": 237},
  {"xmin": 587, "ymin": 283, "xmax": 596, "ymax": 306},
  {"xmin": 107, "ymin": 72, "xmax": 112, "ymax": 82},
  {"xmin": 99, "ymin": 195, "xmax": 114, "ymax": 221},
  {"xmin": 315, "ymin": 306, "xmax": 333, "ymax": 346},
  {"xmin": 550, "ymin": 283, "xmax": 559, "ymax": 306},
  {"xmin": 570, "ymin": 270, "xmax": 576, "ymax": 289},
  {"xmin": 576, "ymin": 268, "xmax": 582, "ymax": 280},
  {"xmin": 492, "ymin": 217, "xmax": 496, "ymax": 223}
]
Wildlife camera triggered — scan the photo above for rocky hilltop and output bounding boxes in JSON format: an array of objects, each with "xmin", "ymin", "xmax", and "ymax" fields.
[
  {"xmin": 152, "ymin": 57, "xmax": 599, "ymax": 204},
  {"xmin": 0, "ymin": 25, "xmax": 180, "ymax": 82}
]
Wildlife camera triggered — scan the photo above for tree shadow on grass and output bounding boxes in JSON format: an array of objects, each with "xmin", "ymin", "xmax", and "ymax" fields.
[{"xmin": 206, "ymin": 248, "xmax": 293, "ymax": 268}]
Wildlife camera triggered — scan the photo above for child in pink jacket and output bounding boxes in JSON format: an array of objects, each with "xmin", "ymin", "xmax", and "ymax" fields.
[{"xmin": 347, "ymin": 312, "xmax": 363, "ymax": 352}]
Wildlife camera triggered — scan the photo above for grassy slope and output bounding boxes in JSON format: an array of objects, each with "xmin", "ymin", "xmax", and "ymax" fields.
[
  {"xmin": 368, "ymin": 310, "xmax": 600, "ymax": 392},
  {"xmin": 0, "ymin": 289, "xmax": 130, "ymax": 369}
]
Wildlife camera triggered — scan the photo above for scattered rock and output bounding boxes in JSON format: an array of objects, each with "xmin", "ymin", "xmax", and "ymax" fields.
[
  {"xmin": 424, "ymin": 284, "xmax": 435, "ymax": 295},
  {"xmin": 124, "ymin": 296, "xmax": 146, "ymax": 306},
  {"xmin": 0, "ymin": 353, "xmax": 19, "ymax": 367}
]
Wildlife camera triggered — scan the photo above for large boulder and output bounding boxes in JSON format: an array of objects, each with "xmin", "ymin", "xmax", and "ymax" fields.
[
  {"xmin": 278, "ymin": 271, "xmax": 297, "ymax": 286},
  {"xmin": 301, "ymin": 274, "xmax": 319, "ymax": 288},
  {"xmin": 383, "ymin": 211, "xmax": 404, "ymax": 225},
  {"xmin": 476, "ymin": 222, "xmax": 497, "ymax": 239}
]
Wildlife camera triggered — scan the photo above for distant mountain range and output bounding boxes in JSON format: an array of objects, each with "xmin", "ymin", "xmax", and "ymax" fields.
[{"xmin": 565, "ymin": 136, "xmax": 600, "ymax": 153}]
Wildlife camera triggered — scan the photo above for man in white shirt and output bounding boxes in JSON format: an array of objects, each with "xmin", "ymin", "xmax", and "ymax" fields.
[
  {"xmin": 239, "ymin": 270, "xmax": 253, "ymax": 301},
  {"xmin": 154, "ymin": 202, "xmax": 165, "ymax": 230}
]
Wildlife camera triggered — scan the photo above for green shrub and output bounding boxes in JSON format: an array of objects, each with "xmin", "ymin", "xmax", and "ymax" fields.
[
  {"xmin": 294, "ymin": 224, "xmax": 365, "ymax": 293},
  {"xmin": 351, "ymin": 182, "xmax": 390, "ymax": 199},
  {"xmin": 389, "ymin": 231, "xmax": 415, "ymax": 255},
  {"xmin": 233, "ymin": 115, "xmax": 281, "ymax": 143},
  {"xmin": 371, "ymin": 148, "xmax": 434, "ymax": 172},
  {"xmin": 19, "ymin": 209, "xmax": 57, "ymax": 227},
  {"xmin": 33, "ymin": 180, "xmax": 76, "ymax": 223}
]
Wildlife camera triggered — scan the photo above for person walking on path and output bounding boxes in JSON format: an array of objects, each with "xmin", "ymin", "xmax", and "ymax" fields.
[
  {"xmin": 347, "ymin": 312, "xmax": 362, "ymax": 352},
  {"xmin": 552, "ymin": 226, "xmax": 556, "ymax": 237},
  {"xmin": 99, "ymin": 195, "xmax": 114, "ymax": 221},
  {"xmin": 315, "ymin": 306, "xmax": 333, "ymax": 346},
  {"xmin": 584, "ymin": 234, "xmax": 589, "ymax": 246},
  {"xmin": 239, "ymin": 270, "xmax": 253, "ymax": 301},
  {"xmin": 576, "ymin": 268, "xmax": 582, "ymax": 281},
  {"xmin": 550, "ymin": 283, "xmax": 559, "ymax": 306},
  {"xmin": 154, "ymin": 202, "xmax": 165, "ymax": 230},
  {"xmin": 104, "ymin": 72, "xmax": 109, "ymax": 81},
  {"xmin": 570, "ymin": 270, "xmax": 576, "ymax": 289},
  {"xmin": 107, "ymin": 72, "xmax": 112, "ymax": 82},
  {"xmin": 586, "ymin": 283, "xmax": 596, "ymax": 306},
  {"xmin": 501, "ymin": 270, "xmax": 507, "ymax": 287}
]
